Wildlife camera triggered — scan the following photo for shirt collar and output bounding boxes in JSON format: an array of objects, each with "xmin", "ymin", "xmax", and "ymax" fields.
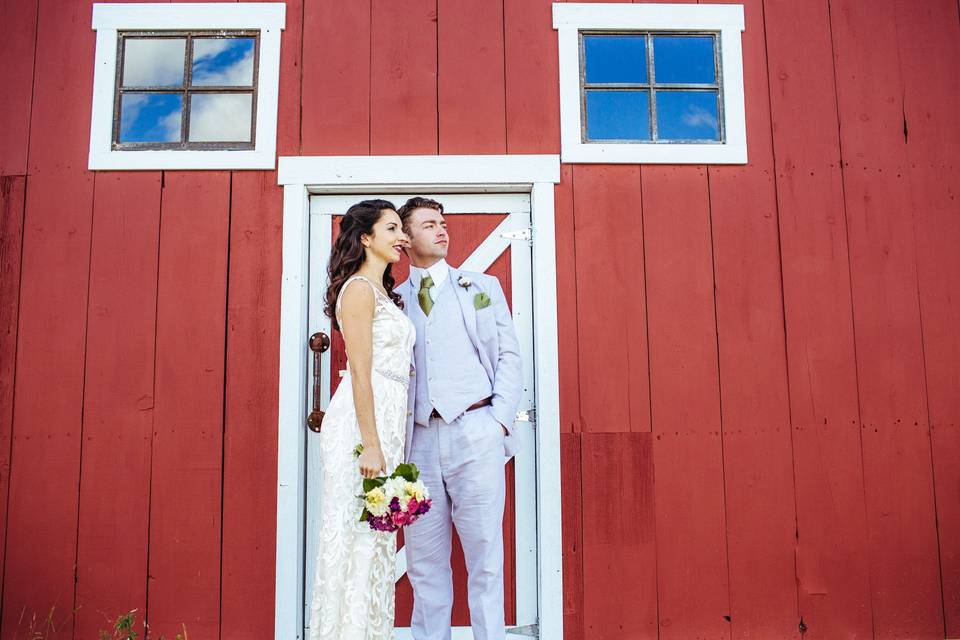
[{"xmin": 412, "ymin": 259, "xmax": 450, "ymax": 289}]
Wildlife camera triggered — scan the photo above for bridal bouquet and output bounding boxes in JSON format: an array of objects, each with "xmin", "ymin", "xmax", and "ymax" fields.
[{"xmin": 353, "ymin": 444, "xmax": 432, "ymax": 532}]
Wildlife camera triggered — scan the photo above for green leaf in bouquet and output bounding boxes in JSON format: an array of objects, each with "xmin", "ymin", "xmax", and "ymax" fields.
[
  {"xmin": 359, "ymin": 508, "xmax": 372, "ymax": 522},
  {"xmin": 362, "ymin": 476, "xmax": 386, "ymax": 493},
  {"xmin": 393, "ymin": 463, "xmax": 419, "ymax": 482}
]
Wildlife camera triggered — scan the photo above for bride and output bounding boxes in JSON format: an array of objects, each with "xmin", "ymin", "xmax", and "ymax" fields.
[{"xmin": 309, "ymin": 200, "xmax": 415, "ymax": 640}]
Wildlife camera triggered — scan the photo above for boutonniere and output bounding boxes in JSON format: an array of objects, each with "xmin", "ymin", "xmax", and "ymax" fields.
[
  {"xmin": 473, "ymin": 292, "xmax": 491, "ymax": 310},
  {"xmin": 457, "ymin": 275, "xmax": 472, "ymax": 289}
]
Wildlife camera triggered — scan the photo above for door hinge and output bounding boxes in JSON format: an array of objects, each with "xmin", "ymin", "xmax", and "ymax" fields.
[
  {"xmin": 501, "ymin": 227, "xmax": 533, "ymax": 243},
  {"xmin": 516, "ymin": 408, "xmax": 536, "ymax": 426},
  {"xmin": 507, "ymin": 624, "xmax": 538, "ymax": 637}
]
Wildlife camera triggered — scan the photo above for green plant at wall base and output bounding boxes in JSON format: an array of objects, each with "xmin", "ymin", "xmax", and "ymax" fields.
[
  {"xmin": 15, "ymin": 605, "xmax": 186, "ymax": 640},
  {"xmin": 98, "ymin": 610, "xmax": 188, "ymax": 640}
]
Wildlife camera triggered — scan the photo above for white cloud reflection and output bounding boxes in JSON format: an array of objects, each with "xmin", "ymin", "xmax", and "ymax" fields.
[
  {"xmin": 188, "ymin": 93, "xmax": 253, "ymax": 142},
  {"xmin": 122, "ymin": 39, "xmax": 186, "ymax": 87},
  {"xmin": 681, "ymin": 104, "xmax": 718, "ymax": 131}
]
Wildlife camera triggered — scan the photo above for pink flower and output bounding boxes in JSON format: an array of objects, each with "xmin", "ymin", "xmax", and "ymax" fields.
[
  {"xmin": 407, "ymin": 497, "xmax": 420, "ymax": 513},
  {"xmin": 391, "ymin": 511, "xmax": 410, "ymax": 527}
]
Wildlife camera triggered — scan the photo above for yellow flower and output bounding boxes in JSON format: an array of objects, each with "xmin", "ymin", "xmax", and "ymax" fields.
[{"xmin": 365, "ymin": 488, "xmax": 389, "ymax": 516}]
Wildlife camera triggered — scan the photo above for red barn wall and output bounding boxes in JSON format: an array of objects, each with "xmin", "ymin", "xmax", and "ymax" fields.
[{"xmin": 0, "ymin": 0, "xmax": 958, "ymax": 639}]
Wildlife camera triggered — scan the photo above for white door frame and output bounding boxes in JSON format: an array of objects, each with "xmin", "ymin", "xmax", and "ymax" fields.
[{"xmin": 274, "ymin": 155, "xmax": 562, "ymax": 640}]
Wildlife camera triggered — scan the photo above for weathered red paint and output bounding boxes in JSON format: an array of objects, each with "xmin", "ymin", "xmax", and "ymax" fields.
[{"xmin": 0, "ymin": 1, "xmax": 957, "ymax": 639}]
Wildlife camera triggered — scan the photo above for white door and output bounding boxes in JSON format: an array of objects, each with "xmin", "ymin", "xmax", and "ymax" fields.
[{"xmin": 304, "ymin": 193, "xmax": 538, "ymax": 639}]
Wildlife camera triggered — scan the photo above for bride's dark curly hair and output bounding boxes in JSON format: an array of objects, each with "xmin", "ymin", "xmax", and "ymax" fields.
[{"xmin": 323, "ymin": 199, "xmax": 404, "ymax": 332}]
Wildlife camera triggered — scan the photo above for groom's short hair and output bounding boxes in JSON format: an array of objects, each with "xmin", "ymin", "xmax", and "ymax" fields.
[{"xmin": 398, "ymin": 197, "xmax": 444, "ymax": 229}]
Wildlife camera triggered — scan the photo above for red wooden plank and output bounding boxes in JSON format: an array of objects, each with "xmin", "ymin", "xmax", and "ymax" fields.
[
  {"xmin": 0, "ymin": 176, "xmax": 26, "ymax": 609},
  {"xmin": 642, "ymin": 165, "xmax": 730, "ymax": 639},
  {"xmin": 437, "ymin": 0, "xmax": 505, "ymax": 154},
  {"xmin": 504, "ymin": 0, "xmax": 559, "ymax": 154},
  {"xmin": 26, "ymin": 0, "xmax": 93, "ymax": 176},
  {"xmin": 219, "ymin": 172, "xmax": 283, "ymax": 640},
  {"xmin": 147, "ymin": 172, "xmax": 231, "ymax": 639},
  {"xmin": 580, "ymin": 432, "xmax": 656, "ymax": 639},
  {"xmin": 830, "ymin": 0, "xmax": 944, "ymax": 635},
  {"xmin": 370, "ymin": 0, "xmax": 438, "ymax": 155},
  {"xmin": 1, "ymin": 0, "xmax": 95, "ymax": 631},
  {"xmin": 73, "ymin": 172, "xmax": 161, "ymax": 639},
  {"xmin": 560, "ymin": 434, "xmax": 583, "ymax": 640},
  {"xmin": 219, "ymin": 1, "xmax": 299, "ymax": 629},
  {"xmin": 554, "ymin": 166, "xmax": 579, "ymax": 434},
  {"xmin": 763, "ymin": 0, "xmax": 873, "ymax": 637},
  {"xmin": 571, "ymin": 165, "xmax": 649, "ymax": 433},
  {"xmin": 893, "ymin": 0, "xmax": 960, "ymax": 634},
  {"xmin": 1, "ymin": 169, "xmax": 93, "ymax": 638},
  {"xmin": 706, "ymin": 1, "xmax": 799, "ymax": 637},
  {"xmin": 0, "ymin": 0, "xmax": 38, "ymax": 176},
  {"xmin": 301, "ymin": 0, "xmax": 370, "ymax": 155},
  {"xmin": 269, "ymin": 0, "xmax": 303, "ymax": 158}
]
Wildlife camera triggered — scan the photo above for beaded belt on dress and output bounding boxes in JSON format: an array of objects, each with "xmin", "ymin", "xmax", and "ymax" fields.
[{"xmin": 374, "ymin": 367, "xmax": 411, "ymax": 386}]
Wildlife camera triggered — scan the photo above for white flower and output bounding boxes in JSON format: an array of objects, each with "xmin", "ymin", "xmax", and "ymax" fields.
[
  {"xmin": 382, "ymin": 477, "xmax": 406, "ymax": 500},
  {"xmin": 458, "ymin": 275, "xmax": 472, "ymax": 288}
]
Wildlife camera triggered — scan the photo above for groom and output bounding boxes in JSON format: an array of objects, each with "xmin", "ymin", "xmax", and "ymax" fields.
[{"xmin": 397, "ymin": 197, "xmax": 523, "ymax": 640}]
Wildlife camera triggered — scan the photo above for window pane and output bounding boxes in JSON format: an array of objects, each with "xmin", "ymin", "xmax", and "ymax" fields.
[
  {"xmin": 119, "ymin": 93, "xmax": 183, "ymax": 143},
  {"xmin": 188, "ymin": 93, "xmax": 253, "ymax": 142},
  {"xmin": 585, "ymin": 90, "xmax": 650, "ymax": 141},
  {"xmin": 122, "ymin": 38, "xmax": 186, "ymax": 87},
  {"xmin": 655, "ymin": 91, "xmax": 720, "ymax": 141},
  {"xmin": 583, "ymin": 35, "xmax": 647, "ymax": 84},
  {"xmin": 191, "ymin": 37, "xmax": 256, "ymax": 86},
  {"xmin": 652, "ymin": 36, "xmax": 716, "ymax": 84}
]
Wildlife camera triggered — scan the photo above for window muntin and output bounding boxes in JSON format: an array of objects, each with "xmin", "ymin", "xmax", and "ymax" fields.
[
  {"xmin": 113, "ymin": 31, "xmax": 259, "ymax": 149},
  {"xmin": 580, "ymin": 32, "xmax": 722, "ymax": 144}
]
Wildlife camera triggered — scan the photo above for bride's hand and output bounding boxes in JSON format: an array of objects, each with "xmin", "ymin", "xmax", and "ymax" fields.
[{"xmin": 358, "ymin": 445, "xmax": 386, "ymax": 479}]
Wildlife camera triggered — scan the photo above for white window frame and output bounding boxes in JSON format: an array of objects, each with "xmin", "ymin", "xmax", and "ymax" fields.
[
  {"xmin": 553, "ymin": 3, "xmax": 747, "ymax": 164},
  {"xmin": 88, "ymin": 3, "xmax": 285, "ymax": 171},
  {"xmin": 275, "ymin": 155, "xmax": 563, "ymax": 640}
]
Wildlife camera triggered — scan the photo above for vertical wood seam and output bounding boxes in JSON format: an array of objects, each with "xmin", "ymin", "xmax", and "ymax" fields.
[
  {"xmin": 368, "ymin": 0, "xmax": 373, "ymax": 155},
  {"xmin": 568, "ymin": 168, "xmax": 583, "ymax": 434},
  {"xmin": 757, "ymin": 0, "xmax": 804, "ymax": 628},
  {"xmin": 143, "ymin": 171, "xmax": 167, "ymax": 636},
  {"xmin": 637, "ymin": 168, "xmax": 660, "ymax": 632},
  {"xmin": 218, "ymin": 172, "xmax": 235, "ymax": 640},
  {"xmin": 891, "ymin": 4, "xmax": 948, "ymax": 631},
  {"xmin": 69, "ymin": 172, "xmax": 98, "ymax": 640},
  {"xmin": 704, "ymin": 167, "xmax": 733, "ymax": 639},
  {"xmin": 501, "ymin": 0, "xmax": 508, "ymax": 153},
  {"xmin": 0, "ymin": 176, "xmax": 30, "ymax": 635},
  {"xmin": 824, "ymin": 0, "xmax": 876, "ymax": 635},
  {"xmin": 21, "ymin": 0, "xmax": 41, "ymax": 177}
]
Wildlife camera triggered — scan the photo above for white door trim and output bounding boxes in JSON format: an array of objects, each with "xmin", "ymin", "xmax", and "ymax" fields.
[
  {"xmin": 275, "ymin": 155, "xmax": 562, "ymax": 640},
  {"xmin": 305, "ymin": 193, "xmax": 536, "ymax": 639}
]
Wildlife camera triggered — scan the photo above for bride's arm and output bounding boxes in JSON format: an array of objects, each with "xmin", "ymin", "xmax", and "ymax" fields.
[{"xmin": 339, "ymin": 280, "xmax": 386, "ymax": 479}]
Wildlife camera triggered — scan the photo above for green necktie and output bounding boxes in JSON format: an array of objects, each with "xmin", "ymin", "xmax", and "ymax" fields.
[{"xmin": 418, "ymin": 274, "xmax": 434, "ymax": 316}]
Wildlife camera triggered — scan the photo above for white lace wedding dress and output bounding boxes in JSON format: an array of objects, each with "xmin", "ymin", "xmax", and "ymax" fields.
[{"xmin": 309, "ymin": 275, "xmax": 416, "ymax": 640}]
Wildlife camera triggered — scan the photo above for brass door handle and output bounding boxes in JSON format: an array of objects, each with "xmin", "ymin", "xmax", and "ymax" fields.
[{"xmin": 307, "ymin": 332, "xmax": 331, "ymax": 433}]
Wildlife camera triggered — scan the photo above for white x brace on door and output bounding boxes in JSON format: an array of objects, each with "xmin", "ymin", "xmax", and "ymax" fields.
[{"xmin": 304, "ymin": 193, "xmax": 538, "ymax": 639}]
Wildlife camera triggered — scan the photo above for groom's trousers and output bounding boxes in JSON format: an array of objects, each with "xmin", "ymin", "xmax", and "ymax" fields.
[{"xmin": 405, "ymin": 405, "xmax": 507, "ymax": 640}]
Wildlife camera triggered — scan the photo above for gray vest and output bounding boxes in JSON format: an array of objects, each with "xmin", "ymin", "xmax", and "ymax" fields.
[{"xmin": 411, "ymin": 278, "xmax": 492, "ymax": 425}]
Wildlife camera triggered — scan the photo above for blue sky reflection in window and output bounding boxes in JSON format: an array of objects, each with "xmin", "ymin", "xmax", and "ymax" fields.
[
  {"xmin": 119, "ymin": 93, "xmax": 183, "ymax": 143},
  {"xmin": 192, "ymin": 38, "xmax": 255, "ymax": 86},
  {"xmin": 117, "ymin": 35, "xmax": 256, "ymax": 145},
  {"xmin": 582, "ymin": 33, "xmax": 721, "ymax": 143}
]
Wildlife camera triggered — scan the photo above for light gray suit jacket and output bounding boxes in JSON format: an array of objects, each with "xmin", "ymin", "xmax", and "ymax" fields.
[{"xmin": 398, "ymin": 267, "xmax": 524, "ymax": 460}]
